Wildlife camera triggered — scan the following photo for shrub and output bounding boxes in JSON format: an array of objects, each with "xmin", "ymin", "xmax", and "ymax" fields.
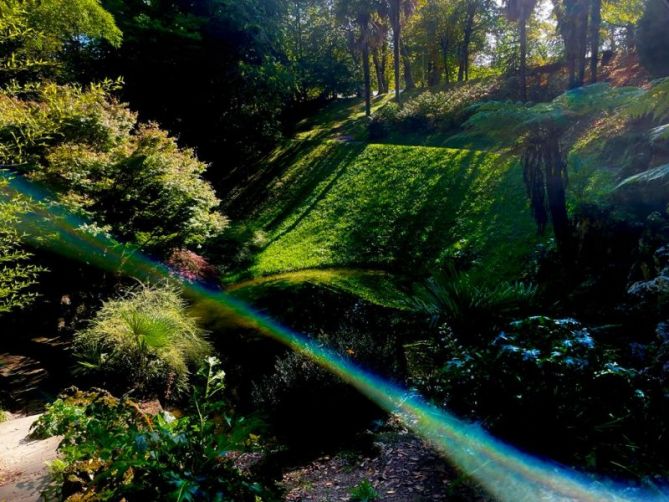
[
  {"xmin": 0, "ymin": 176, "xmax": 43, "ymax": 314},
  {"xmin": 349, "ymin": 479, "xmax": 379, "ymax": 502},
  {"xmin": 33, "ymin": 358, "xmax": 272, "ymax": 501},
  {"xmin": 74, "ymin": 284, "xmax": 211, "ymax": 399},
  {"xmin": 411, "ymin": 316, "xmax": 658, "ymax": 473},
  {"xmin": 166, "ymin": 248, "xmax": 219, "ymax": 284},
  {"xmin": 253, "ymin": 328, "xmax": 399, "ymax": 453},
  {"xmin": 371, "ymin": 78, "xmax": 503, "ymax": 137},
  {"xmin": 0, "ymin": 82, "xmax": 226, "ymax": 254},
  {"xmin": 408, "ymin": 270, "xmax": 537, "ymax": 338}
]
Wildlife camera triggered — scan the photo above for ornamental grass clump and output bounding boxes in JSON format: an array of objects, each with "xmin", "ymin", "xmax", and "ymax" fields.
[{"xmin": 74, "ymin": 284, "xmax": 211, "ymax": 399}]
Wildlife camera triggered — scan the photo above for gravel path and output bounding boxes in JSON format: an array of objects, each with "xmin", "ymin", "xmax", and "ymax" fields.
[{"xmin": 0, "ymin": 414, "xmax": 60, "ymax": 502}]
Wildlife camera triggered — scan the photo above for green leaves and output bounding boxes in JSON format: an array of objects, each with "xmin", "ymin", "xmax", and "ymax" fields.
[{"xmin": 74, "ymin": 284, "xmax": 211, "ymax": 398}]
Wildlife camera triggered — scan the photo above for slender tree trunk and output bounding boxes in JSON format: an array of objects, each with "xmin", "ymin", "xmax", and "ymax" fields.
[
  {"xmin": 459, "ymin": 3, "xmax": 476, "ymax": 83},
  {"xmin": 373, "ymin": 49, "xmax": 386, "ymax": 94},
  {"xmin": 544, "ymin": 137, "xmax": 572, "ymax": 257},
  {"xmin": 362, "ymin": 42, "xmax": 371, "ymax": 116},
  {"xmin": 519, "ymin": 14, "xmax": 528, "ymax": 101},
  {"xmin": 392, "ymin": 1, "xmax": 401, "ymax": 103},
  {"xmin": 381, "ymin": 41, "xmax": 390, "ymax": 92},
  {"xmin": 589, "ymin": 0, "xmax": 601, "ymax": 82},
  {"xmin": 440, "ymin": 36, "xmax": 450, "ymax": 84},
  {"xmin": 401, "ymin": 44, "xmax": 414, "ymax": 90},
  {"xmin": 577, "ymin": 8, "xmax": 589, "ymax": 85}
]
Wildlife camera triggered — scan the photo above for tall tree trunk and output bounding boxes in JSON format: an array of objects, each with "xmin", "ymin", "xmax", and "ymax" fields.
[
  {"xmin": 544, "ymin": 137, "xmax": 572, "ymax": 258},
  {"xmin": 381, "ymin": 41, "xmax": 390, "ymax": 92},
  {"xmin": 519, "ymin": 14, "xmax": 528, "ymax": 101},
  {"xmin": 577, "ymin": 7, "xmax": 589, "ymax": 85},
  {"xmin": 589, "ymin": 0, "xmax": 601, "ymax": 82},
  {"xmin": 459, "ymin": 2, "xmax": 476, "ymax": 82},
  {"xmin": 362, "ymin": 42, "xmax": 371, "ymax": 116},
  {"xmin": 392, "ymin": 0, "xmax": 402, "ymax": 103},
  {"xmin": 401, "ymin": 44, "xmax": 414, "ymax": 90},
  {"xmin": 373, "ymin": 49, "xmax": 386, "ymax": 94},
  {"xmin": 440, "ymin": 36, "xmax": 450, "ymax": 84}
]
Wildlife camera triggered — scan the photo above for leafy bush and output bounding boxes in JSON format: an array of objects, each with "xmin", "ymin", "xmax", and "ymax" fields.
[
  {"xmin": 74, "ymin": 284, "xmax": 211, "ymax": 399},
  {"xmin": 349, "ymin": 479, "xmax": 379, "ymax": 502},
  {"xmin": 253, "ymin": 328, "xmax": 399, "ymax": 452},
  {"xmin": 408, "ymin": 270, "xmax": 536, "ymax": 337},
  {"xmin": 371, "ymin": 79, "xmax": 502, "ymax": 137},
  {"xmin": 0, "ymin": 81, "xmax": 226, "ymax": 253},
  {"xmin": 411, "ymin": 316, "xmax": 661, "ymax": 473},
  {"xmin": 0, "ymin": 176, "xmax": 43, "ymax": 314},
  {"xmin": 33, "ymin": 358, "xmax": 272, "ymax": 501}
]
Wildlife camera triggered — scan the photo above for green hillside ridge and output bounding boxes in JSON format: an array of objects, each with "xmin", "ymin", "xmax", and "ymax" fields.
[{"xmin": 225, "ymin": 89, "xmax": 641, "ymax": 304}]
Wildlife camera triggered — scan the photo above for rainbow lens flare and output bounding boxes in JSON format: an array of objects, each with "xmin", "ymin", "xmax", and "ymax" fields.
[{"xmin": 2, "ymin": 173, "xmax": 667, "ymax": 502}]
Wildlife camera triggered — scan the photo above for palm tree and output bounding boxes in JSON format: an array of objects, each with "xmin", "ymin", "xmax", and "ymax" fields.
[
  {"xmin": 464, "ymin": 84, "xmax": 640, "ymax": 258},
  {"xmin": 504, "ymin": 0, "xmax": 538, "ymax": 101},
  {"xmin": 387, "ymin": 0, "xmax": 417, "ymax": 105},
  {"xmin": 336, "ymin": 0, "xmax": 385, "ymax": 116}
]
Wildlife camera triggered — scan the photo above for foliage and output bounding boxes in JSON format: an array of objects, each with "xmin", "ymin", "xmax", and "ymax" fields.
[
  {"xmin": 74, "ymin": 284, "xmax": 211, "ymax": 399},
  {"xmin": 349, "ymin": 479, "xmax": 379, "ymax": 502},
  {"xmin": 166, "ymin": 249, "xmax": 219, "ymax": 284},
  {"xmin": 637, "ymin": 0, "xmax": 669, "ymax": 78},
  {"xmin": 408, "ymin": 269, "xmax": 536, "ymax": 336},
  {"xmin": 0, "ymin": 175, "xmax": 42, "ymax": 314},
  {"xmin": 371, "ymin": 78, "xmax": 503, "ymax": 136},
  {"xmin": 0, "ymin": 81, "xmax": 226, "ymax": 252},
  {"xmin": 410, "ymin": 315, "xmax": 669, "ymax": 473},
  {"xmin": 0, "ymin": 0, "xmax": 121, "ymax": 82},
  {"xmin": 253, "ymin": 326, "xmax": 399, "ymax": 451},
  {"xmin": 33, "ymin": 359, "xmax": 271, "ymax": 501},
  {"xmin": 0, "ymin": 408, "xmax": 7, "ymax": 422}
]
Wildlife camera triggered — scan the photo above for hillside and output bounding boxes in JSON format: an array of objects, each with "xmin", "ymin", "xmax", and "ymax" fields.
[{"xmin": 223, "ymin": 95, "xmax": 543, "ymax": 304}]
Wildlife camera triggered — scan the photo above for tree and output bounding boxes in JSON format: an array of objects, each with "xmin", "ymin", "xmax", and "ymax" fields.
[
  {"xmin": 554, "ymin": 0, "xmax": 590, "ymax": 88},
  {"xmin": 0, "ymin": 82, "xmax": 226, "ymax": 254},
  {"xmin": 504, "ymin": 0, "xmax": 538, "ymax": 100},
  {"xmin": 387, "ymin": 0, "xmax": 417, "ymax": 104},
  {"xmin": 637, "ymin": 0, "xmax": 669, "ymax": 77},
  {"xmin": 465, "ymin": 84, "xmax": 640, "ymax": 257},
  {"xmin": 0, "ymin": 0, "xmax": 121, "ymax": 83},
  {"xmin": 336, "ymin": 0, "xmax": 385, "ymax": 116}
]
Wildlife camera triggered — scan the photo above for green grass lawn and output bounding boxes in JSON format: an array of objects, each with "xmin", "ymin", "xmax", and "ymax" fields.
[{"xmin": 242, "ymin": 140, "xmax": 541, "ymax": 283}]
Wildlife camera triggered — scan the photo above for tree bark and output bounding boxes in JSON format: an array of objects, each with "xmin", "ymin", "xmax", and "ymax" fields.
[
  {"xmin": 373, "ymin": 49, "xmax": 387, "ymax": 94},
  {"xmin": 459, "ymin": 2, "xmax": 476, "ymax": 82},
  {"xmin": 589, "ymin": 0, "xmax": 601, "ymax": 82},
  {"xmin": 577, "ymin": 7, "xmax": 589, "ymax": 85},
  {"xmin": 392, "ymin": 0, "xmax": 402, "ymax": 103},
  {"xmin": 401, "ymin": 44, "xmax": 414, "ymax": 90},
  {"xmin": 440, "ymin": 35, "xmax": 450, "ymax": 84},
  {"xmin": 362, "ymin": 42, "xmax": 371, "ymax": 116},
  {"xmin": 519, "ymin": 14, "xmax": 528, "ymax": 101},
  {"xmin": 544, "ymin": 136, "xmax": 572, "ymax": 257}
]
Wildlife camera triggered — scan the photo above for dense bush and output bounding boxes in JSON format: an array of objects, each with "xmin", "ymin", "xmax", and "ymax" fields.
[
  {"xmin": 408, "ymin": 270, "xmax": 536, "ymax": 338},
  {"xmin": 0, "ymin": 176, "xmax": 42, "ymax": 314},
  {"xmin": 411, "ymin": 316, "xmax": 667, "ymax": 473},
  {"xmin": 370, "ymin": 79, "xmax": 503, "ymax": 138},
  {"xmin": 0, "ymin": 81, "xmax": 226, "ymax": 253},
  {"xmin": 74, "ymin": 284, "xmax": 211, "ymax": 399},
  {"xmin": 33, "ymin": 358, "xmax": 272, "ymax": 501},
  {"xmin": 252, "ymin": 327, "xmax": 400, "ymax": 453}
]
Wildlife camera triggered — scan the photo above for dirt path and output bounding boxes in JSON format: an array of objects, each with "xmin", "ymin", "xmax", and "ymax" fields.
[
  {"xmin": 0, "ymin": 414, "xmax": 60, "ymax": 502},
  {"xmin": 281, "ymin": 431, "xmax": 491, "ymax": 502}
]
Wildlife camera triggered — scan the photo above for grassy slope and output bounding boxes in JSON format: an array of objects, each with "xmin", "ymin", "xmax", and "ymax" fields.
[
  {"xmin": 251, "ymin": 142, "xmax": 539, "ymax": 279},
  {"xmin": 226, "ymin": 96, "xmax": 543, "ymax": 298}
]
